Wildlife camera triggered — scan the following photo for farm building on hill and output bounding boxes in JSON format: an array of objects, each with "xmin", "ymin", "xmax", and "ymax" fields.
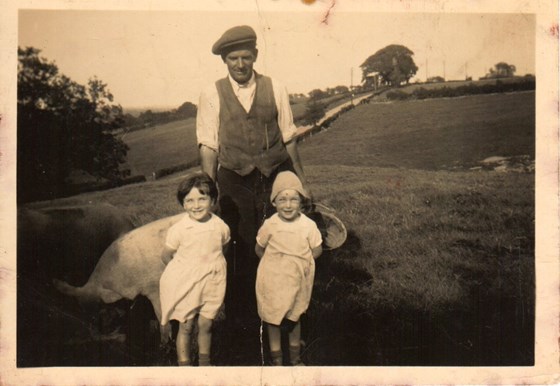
[{"xmin": 364, "ymin": 71, "xmax": 381, "ymax": 90}]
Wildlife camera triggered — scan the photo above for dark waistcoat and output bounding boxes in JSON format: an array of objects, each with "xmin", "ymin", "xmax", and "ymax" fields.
[{"xmin": 216, "ymin": 73, "xmax": 289, "ymax": 177}]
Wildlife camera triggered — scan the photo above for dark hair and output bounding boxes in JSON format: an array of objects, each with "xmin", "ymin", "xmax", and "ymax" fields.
[{"xmin": 176, "ymin": 172, "xmax": 218, "ymax": 205}]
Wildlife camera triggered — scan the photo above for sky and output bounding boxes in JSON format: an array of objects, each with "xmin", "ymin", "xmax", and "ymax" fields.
[{"xmin": 18, "ymin": 7, "xmax": 536, "ymax": 110}]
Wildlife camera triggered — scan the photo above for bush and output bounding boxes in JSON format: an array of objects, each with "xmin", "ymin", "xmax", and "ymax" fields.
[
  {"xmin": 385, "ymin": 90, "xmax": 409, "ymax": 100},
  {"xmin": 301, "ymin": 100, "xmax": 327, "ymax": 126},
  {"xmin": 385, "ymin": 79, "xmax": 536, "ymax": 101}
]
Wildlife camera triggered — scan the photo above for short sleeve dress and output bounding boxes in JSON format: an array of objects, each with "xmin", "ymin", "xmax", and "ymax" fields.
[
  {"xmin": 255, "ymin": 213, "xmax": 322, "ymax": 325},
  {"xmin": 159, "ymin": 213, "xmax": 230, "ymax": 324}
]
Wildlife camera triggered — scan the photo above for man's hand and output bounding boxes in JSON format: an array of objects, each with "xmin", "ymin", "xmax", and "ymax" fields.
[
  {"xmin": 285, "ymin": 139, "xmax": 313, "ymax": 200},
  {"xmin": 199, "ymin": 144, "xmax": 218, "ymax": 181}
]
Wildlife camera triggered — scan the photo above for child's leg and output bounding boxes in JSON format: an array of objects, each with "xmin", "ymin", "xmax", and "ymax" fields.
[
  {"xmin": 288, "ymin": 320, "xmax": 304, "ymax": 365},
  {"xmin": 197, "ymin": 315, "xmax": 213, "ymax": 366},
  {"xmin": 267, "ymin": 323, "xmax": 283, "ymax": 365},
  {"xmin": 176, "ymin": 319, "xmax": 194, "ymax": 365}
]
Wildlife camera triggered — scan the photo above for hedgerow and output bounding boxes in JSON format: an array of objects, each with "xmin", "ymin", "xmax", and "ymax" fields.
[{"xmin": 386, "ymin": 79, "xmax": 535, "ymax": 101}]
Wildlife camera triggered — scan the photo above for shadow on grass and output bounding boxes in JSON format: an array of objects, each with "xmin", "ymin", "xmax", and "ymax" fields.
[
  {"xmin": 17, "ymin": 278, "xmax": 163, "ymax": 367},
  {"xmin": 17, "ymin": 228, "xmax": 534, "ymax": 367},
  {"xmin": 303, "ymin": 229, "xmax": 534, "ymax": 366}
]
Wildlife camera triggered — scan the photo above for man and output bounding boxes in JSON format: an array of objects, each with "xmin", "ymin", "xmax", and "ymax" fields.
[{"xmin": 196, "ymin": 25, "xmax": 311, "ymax": 326}]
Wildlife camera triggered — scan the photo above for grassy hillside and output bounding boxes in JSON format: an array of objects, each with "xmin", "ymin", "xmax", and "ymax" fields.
[
  {"xmin": 299, "ymin": 91, "xmax": 535, "ymax": 170},
  {"xmin": 120, "ymin": 118, "xmax": 198, "ymax": 177},
  {"xmin": 22, "ymin": 90, "xmax": 535, "ymax": 366},
  {"xmin": 121, "ymin": 90, "xmax": 533, "ymax": 179}
]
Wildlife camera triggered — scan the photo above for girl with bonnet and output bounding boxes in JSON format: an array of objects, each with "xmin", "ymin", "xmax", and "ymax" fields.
[{"xmin": 254, "ymin": 171, "xmax": 323, "ymax": 366}]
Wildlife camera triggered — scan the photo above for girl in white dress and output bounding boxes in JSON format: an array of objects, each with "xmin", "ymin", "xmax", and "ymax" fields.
[
  {"xmin": 255, "ymin": 171, "xmax": 323, "ymax": 366},
  {"xmin": 159, "ymin": 172, "xmax": 230, "ymax": 366}
]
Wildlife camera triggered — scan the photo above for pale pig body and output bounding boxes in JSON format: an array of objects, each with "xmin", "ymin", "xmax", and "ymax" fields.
[{"xmin": 55, "ymin": 213, "xmax": 184, "ymax": 340}]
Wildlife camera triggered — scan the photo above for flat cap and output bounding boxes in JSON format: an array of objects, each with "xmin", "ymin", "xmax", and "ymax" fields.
[{"xmin": 212, "ymin": 25, "xmax": 257, "ymax": 55}]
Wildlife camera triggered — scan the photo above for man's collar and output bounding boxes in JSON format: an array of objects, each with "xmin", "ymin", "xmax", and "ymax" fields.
[{"xmin": 228, "ymin": 71, "xmax": 256, "ymax": 89}]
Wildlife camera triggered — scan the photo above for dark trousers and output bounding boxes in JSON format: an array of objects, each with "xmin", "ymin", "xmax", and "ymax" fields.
[{"xmin": 217, "ymin": 160, "xmax": 294, "ymax": 321}]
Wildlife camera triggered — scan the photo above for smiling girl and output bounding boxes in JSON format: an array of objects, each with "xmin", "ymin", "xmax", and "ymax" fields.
[
  {"xmin": 255, "ymin": 171, "xmax": 323, "ymax": 366},
  {"xmin": 159, "ymin": 172, "xmax": 230, "ymax": 366}
]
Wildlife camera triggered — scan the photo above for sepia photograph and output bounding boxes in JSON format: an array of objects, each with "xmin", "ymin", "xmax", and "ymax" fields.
[{"xmin": 1, "ymin": 0, "xmax": 558, "ymax": 384}]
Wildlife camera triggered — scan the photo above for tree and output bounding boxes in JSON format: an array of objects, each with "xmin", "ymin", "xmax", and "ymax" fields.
[
  {"xmin": 289, "ymin": 93, "xmax": 307, "ymax": 105},
  {"xmin": 17, "ymin": 47, "xmax": 129, "ymax": 202},
  {"xmin": 334, "ymin": 85, "xmax": 349, "ymax": 94},
  {"xmin": 427, "ymin": 76, "xmax": 445, "ymax": 83},
  {"xmin": 485, "ymin": 62, "xmax": 516, "ymax": 78},
  {"xmin": 302, "ymin": 99, "xmax": 326, "ymax": 126},
  {"xmin": 360, "ymin": 45, "xmax": 418, "ymax": 87},
  {"xmin": 176, "ymin": 101, "xmax": 197, "ymax": 119},
  {"xmin": 308, "ymin": 88, "xmax": 327, "ymax": 100},
  {"xmin": 122, "ymin": 113, "xmax": 141, "ymax": 129}
]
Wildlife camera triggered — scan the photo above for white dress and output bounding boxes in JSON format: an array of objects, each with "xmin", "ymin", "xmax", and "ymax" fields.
[
  {"xmin": 255, "ymin": 213, "xmax": 322, "ymax": 325},
  {"xmin": 159, "ymin": 213, "xmax": 230, "ymax": 324}
]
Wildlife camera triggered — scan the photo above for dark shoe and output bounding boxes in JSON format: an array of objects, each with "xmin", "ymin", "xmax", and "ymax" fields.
[
  {"xmin": 198, "ymin": 353, "xmax": 211, "ymax": 366},
  {"xmin": 270, "ymin": 350, "xmax": 283, "ymax": 366}
]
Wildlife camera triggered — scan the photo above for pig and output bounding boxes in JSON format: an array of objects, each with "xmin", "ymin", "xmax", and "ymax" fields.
[
  {"xmin": 18, "ymin": 203, "xmax": 136, "ymax": 285},
  {"xmin": 53, "ymin": 213, "xmax": 184, "ymax": 341}
]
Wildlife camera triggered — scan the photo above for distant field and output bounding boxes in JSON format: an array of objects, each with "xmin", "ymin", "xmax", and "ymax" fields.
[
  {"xmin": 120, "ymin": 118, "xmax": 197, "ymax": 177},
  {"xmin": 290, "ymin": 101, "xmax": 308, "ymax": 122},
  {"xmin": 395, "ymin": 77, "xmax": 533, "ymax": 95},
  {"xmin": 299, "ymin": 91, "xmax": 535, "ymax": 170}
]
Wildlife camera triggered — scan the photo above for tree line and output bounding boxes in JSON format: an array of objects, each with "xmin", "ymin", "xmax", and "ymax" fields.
[
  {"xmin": 385, "ymin": 77, "xmax": 535, "ymax": 101},
  {"xmin": 360, "ymin": 45, "xmax": 524, "ymax": 86},
  {"xmin": 17, "ymin": 47, "xmax": 199, "ymax": 203},
  {"xmin": 18, "ymin": 47, "xmax": 129, "ymax": 203},
  {"xmin": 122, "ymin": 101, "xmax": 197, "ymax": 132}
]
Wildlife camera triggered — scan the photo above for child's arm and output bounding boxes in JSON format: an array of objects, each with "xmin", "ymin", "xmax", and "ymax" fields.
[
  {"xmin": 221, "ymin": 221, "xmax": 231, "ymax": 255},
  {"xmin": 255, "ymin": 221, "xmax": 270, "ymax": 259},
  {"xmin": 308, "ymin": 221, "xmax": 323, "ymax": 259},
  {"xmin": 161, "ymin": 246, "xmax": 176, "ymax": 265},
  {"xmin": 255, "ymin": 243, "xmax": 266, "ymax": 259},
  {"xmin": 311, "ymin": 245, "xmax": 323, "ymax": 260}
]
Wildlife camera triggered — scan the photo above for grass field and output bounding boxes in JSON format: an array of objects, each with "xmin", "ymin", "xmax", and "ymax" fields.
[
  {"xmin": 21, "ymin": 90, "xmax": 535, "ymax": 366},
  {"xmin": 119, "ymin": 118, "xmax": 198, "ymax": 177},
  {"xmin": 299, "ymin": 91, "xmax": 535, "ymax": 170}
]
